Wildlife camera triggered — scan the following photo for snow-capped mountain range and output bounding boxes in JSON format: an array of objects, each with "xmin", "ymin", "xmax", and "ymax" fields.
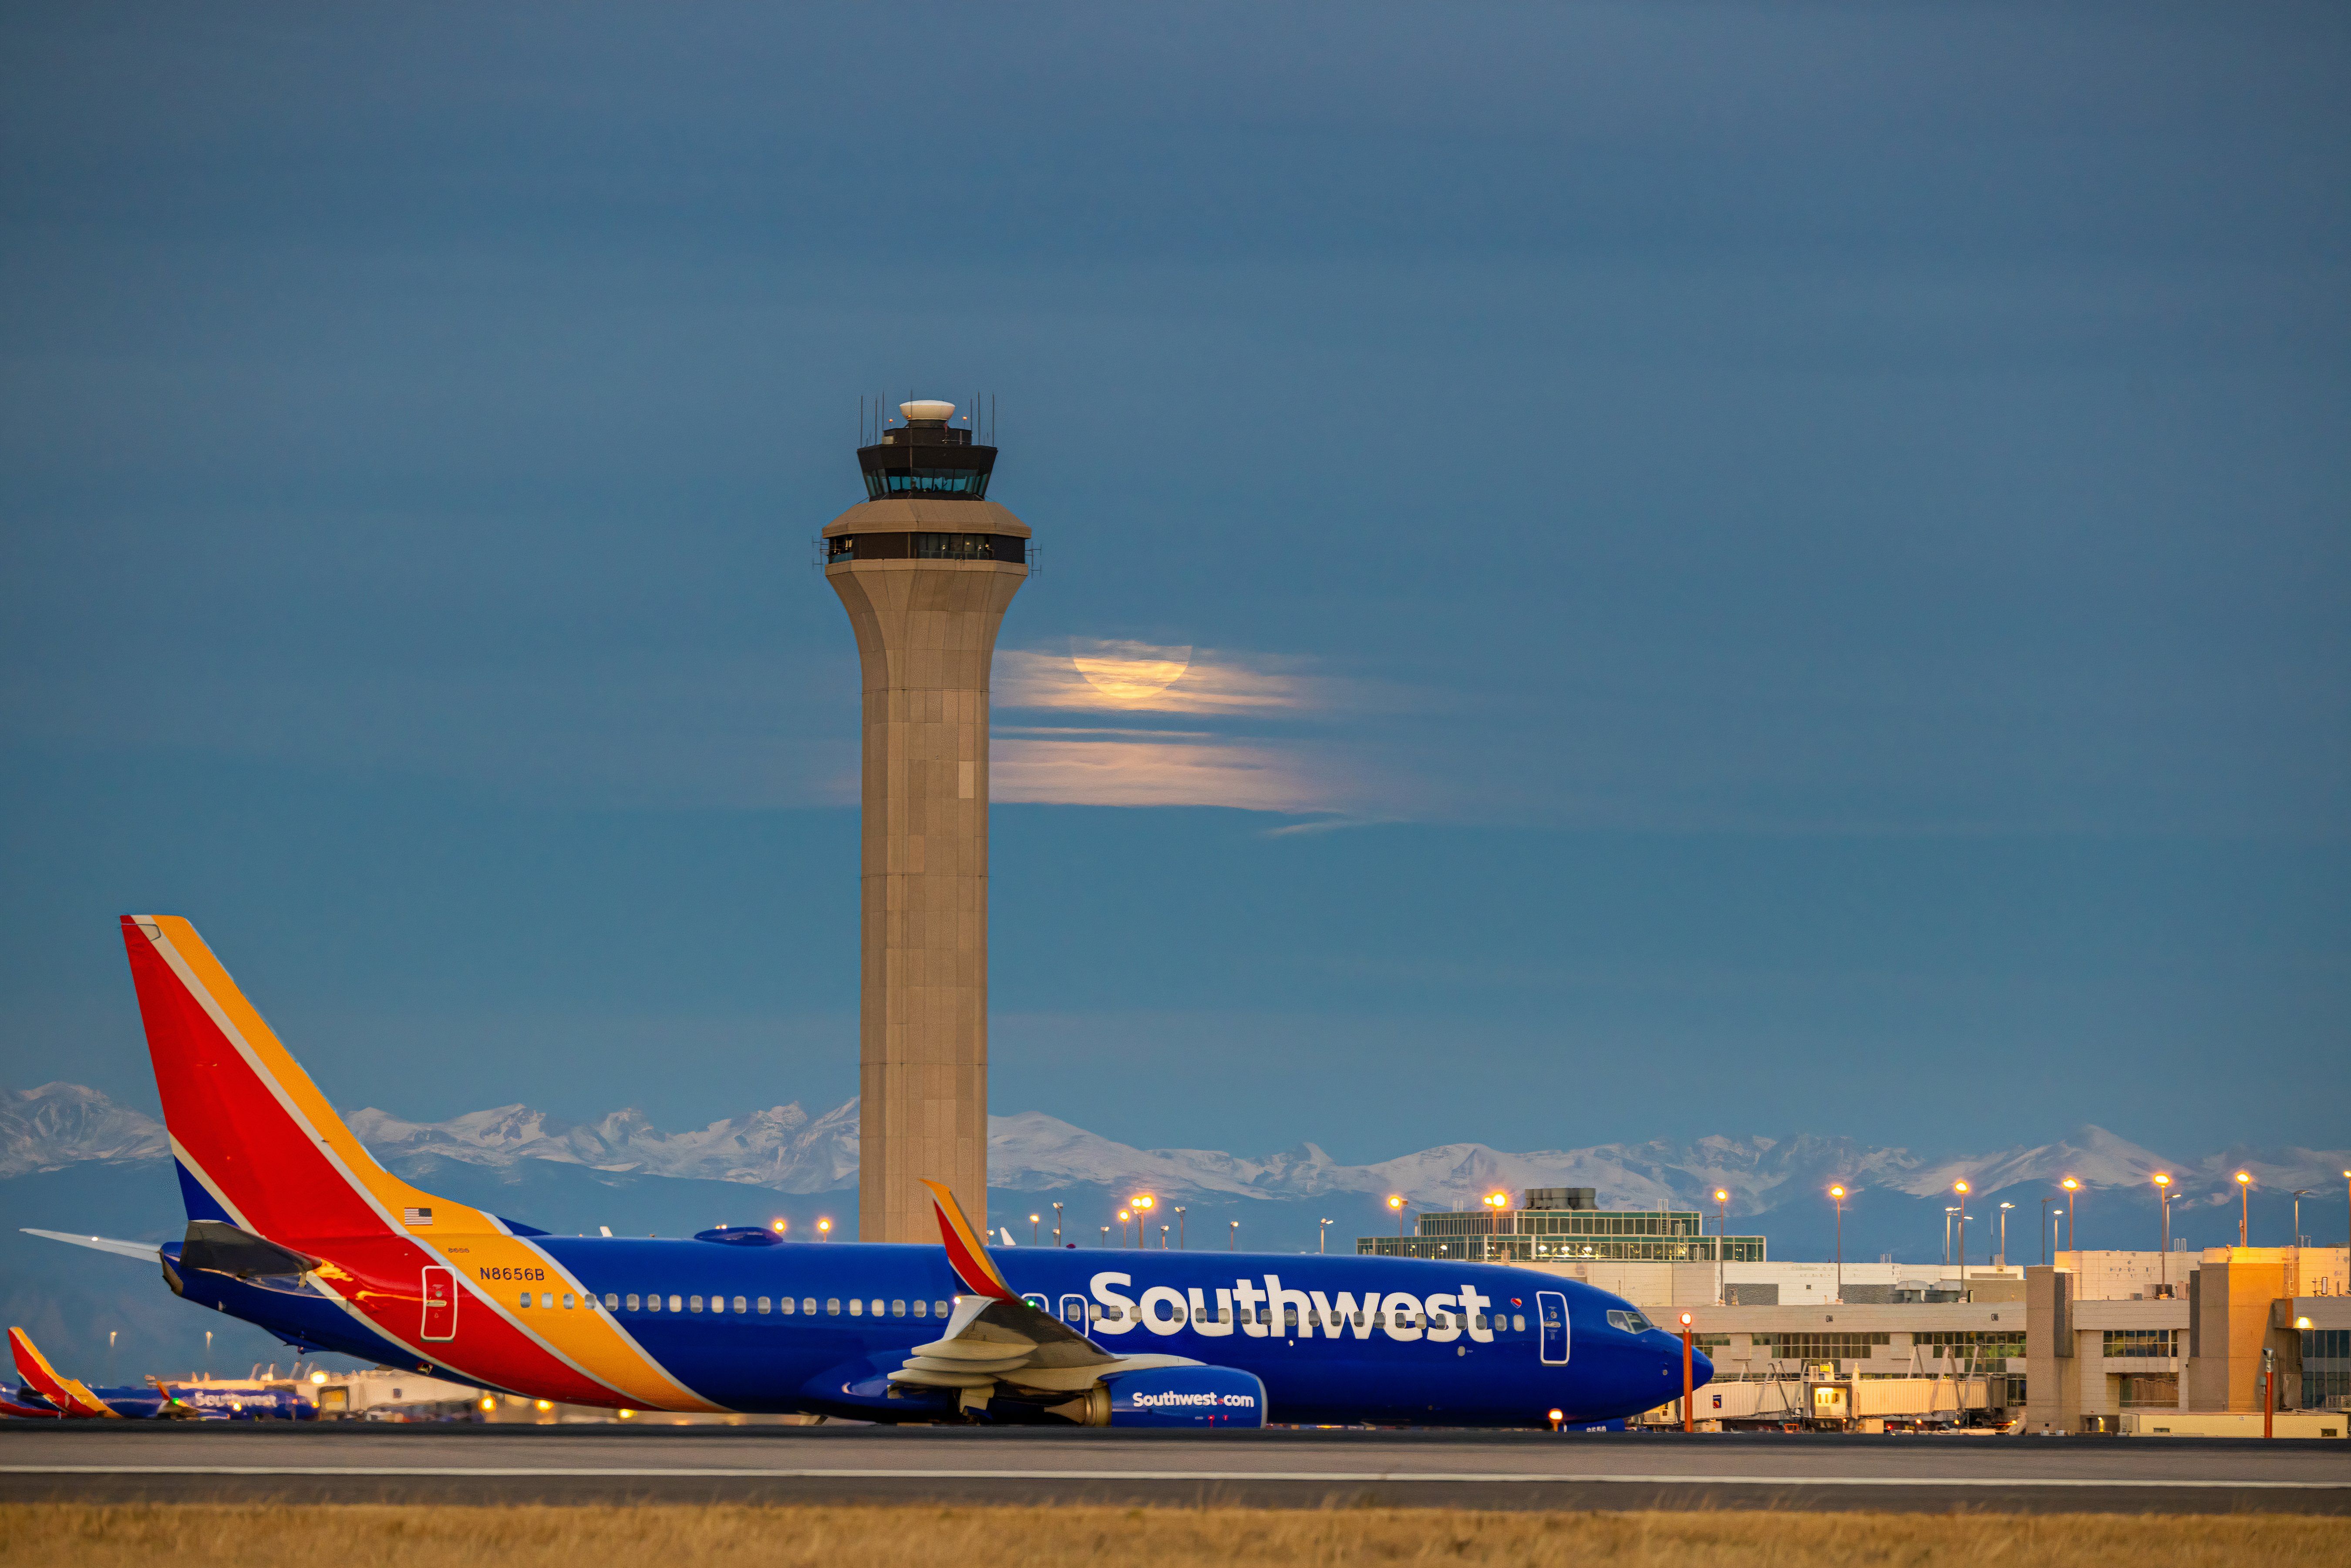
[{"xmin": 6, "ymin": 1082, "xmax": 2342, "ymax": 1215}]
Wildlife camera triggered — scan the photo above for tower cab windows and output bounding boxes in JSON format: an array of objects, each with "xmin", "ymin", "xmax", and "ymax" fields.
[
  {"xmin": 856, "ymin": 408, "xmax": 995, "ymax": 500},
  {"xmin": 827, "ymin": 533, "xmax": 1024, "ymax": 565}
]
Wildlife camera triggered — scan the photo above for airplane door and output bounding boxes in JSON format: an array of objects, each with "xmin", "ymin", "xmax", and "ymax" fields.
[
  {"xmin": 421, "ymin": 1267, "xmax": 457, "ymax": 1342},
  {"xmin": 1537, "ymin": 1291, "xmax": 1569, "ymax": 1365},
  {"xmin": 1060, "ymin": 1294, "xmax": 1088, "ymax": 1332}
]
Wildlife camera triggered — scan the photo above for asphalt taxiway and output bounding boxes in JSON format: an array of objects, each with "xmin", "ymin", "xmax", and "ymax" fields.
[{"xmin": 5, "ymin": 1422, "xmax": 2347, "ymax": 1512}]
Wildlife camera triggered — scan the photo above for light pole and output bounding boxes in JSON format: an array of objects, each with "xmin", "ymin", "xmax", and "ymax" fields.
[
  {"xmin": 817, "ymin": 1217, "xmax": 832, "ymax": 1242},
  {"xmin": 1678, "ymin": 1312, "xmax": 1695, "ymax": 1432},
  {"xmin": 1953, "ymin": 1181, "xmax": 1970, "ymax": 1287},
  {"xmin": 1229, "ymin": 1220, "xmax": 1239, "ymax": 1251},
  {"xmin": 1159, "ymin": 1224, "xmax": 1169, "ymax": 1249},
  {"xmin": 2154, "ymin": 1174, "xmax": 2172, "ymax": 1289},
  {"xmin": 1116, "ymin": 1209, "xmax": 1130, "ymax": 1246},
  {"xmin": 1132, "ymin": 1194, "xmax": 1155, "ymax": 1247},
  {"xmin": 1052, "ymin": 1202, "xmax": 1063, "ymax": 1246},
  {"xmin": 1998, "ymin": 1202, "xmax": 2013, "ymax": 1269},
  {"xmin": 1030, "ymin": 1213, "xmax": 1040, "ymax": 1245},
  {"xmin": 1829, "ymin": 1185, "xmax": 1847, "ymax": 1304},
  {"xmin": 2293, "ymin": 1190, "xmax": 2312, "ymax": 1247},
  {"xmin": 1175, "ymin": 1206, "xmax": 1187, "ymax": 1249},
  {"xmin": 1318, "ymin": 1218, "xmax": 1333, "ymax": 1255},
  {"xmin": 1100, "ymin": 1225, "xmax": 1110, "ymax": 1246},
  {"xmin": 1713, "ymin": 1188, "xmax": 1729, "ymax": 1306},
  {"xmin": 2040, "ymin": 1197, "xmax": 2054, "ymax": 1265},
  {"xmin": 1388, "ymin": 1194, "xmax": 1407, "ymax": 1242},
  {"xmin": 2061, "ymin": 1177, "xmax": 2079, "ymax": 1252},
  {"xmin": 2236, "ymin": 1171, "xmax": 2252, "ymax": 1247},
  {"xmin": 1944, "ymin": 1207, "xmax": 1959, "ymax": 1267}
]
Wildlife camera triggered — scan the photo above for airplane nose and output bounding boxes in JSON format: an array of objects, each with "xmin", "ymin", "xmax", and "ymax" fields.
[{"xmin": 1691, "ymin": 1349, "xmax": 1715, "ymax": 1387}]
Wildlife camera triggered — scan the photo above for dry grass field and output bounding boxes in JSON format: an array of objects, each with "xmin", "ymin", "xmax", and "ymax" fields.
[{"xmin": 3, "ymin": 1504, "xmax": 2346, "ymax": 1568}]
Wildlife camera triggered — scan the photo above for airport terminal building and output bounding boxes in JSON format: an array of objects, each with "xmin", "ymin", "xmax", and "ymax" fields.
[{"xmin": 1365, "ymin": 1189, "xmax": 2351, "ymax": 1434}]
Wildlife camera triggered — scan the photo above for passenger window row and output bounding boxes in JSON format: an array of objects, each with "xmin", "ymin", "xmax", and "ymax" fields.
[{"xmin": 517, "ymin": 1292, "xmax": 953, "ymax": 1319}]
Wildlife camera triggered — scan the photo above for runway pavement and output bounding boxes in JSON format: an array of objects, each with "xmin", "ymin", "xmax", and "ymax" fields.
[{"xmin": 3, "ymin": 1421, "xmax": 2346, "ymax": 1513}]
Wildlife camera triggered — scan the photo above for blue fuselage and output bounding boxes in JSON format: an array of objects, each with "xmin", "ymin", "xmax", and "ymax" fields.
[{"xmin": 177, "ymin": 1236, "xmax": 1711, "ymax": 1427}]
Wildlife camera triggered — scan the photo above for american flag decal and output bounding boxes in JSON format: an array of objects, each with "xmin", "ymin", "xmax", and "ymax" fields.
[{"xmin": 402, "ymin": 1207, "xmax": 433, "ymax": 1225}]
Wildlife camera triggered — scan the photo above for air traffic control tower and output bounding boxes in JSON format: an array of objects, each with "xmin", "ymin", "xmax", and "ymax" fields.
[{"xmin": 821, "ymin": 399, "xmax": 1030, "ymax": 1245}]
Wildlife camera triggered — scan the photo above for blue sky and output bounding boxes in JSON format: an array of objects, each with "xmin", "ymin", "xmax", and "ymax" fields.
[{"xmin": 2, "ymin": 1, "xmax": 2344, "ymax": 1163}]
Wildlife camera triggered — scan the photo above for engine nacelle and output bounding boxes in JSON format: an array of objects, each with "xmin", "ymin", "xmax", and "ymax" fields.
[{"xmin": 1065, "ymin": 1365, "xmax": 1265, "ymax": 1428}]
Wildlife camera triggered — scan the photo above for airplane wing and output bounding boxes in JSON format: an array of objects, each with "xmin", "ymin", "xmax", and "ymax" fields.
[
  {"xmin": 7, "ymin": 1328, "xmax": 121, "ymax": 1418},
  {"xmin": 21, "ymin": 1228, "xmax": 163, "ymax": 1263},
  {"xmin": 892, "ymin": 1180, "xmax": 1195, "ymax": 1403}
]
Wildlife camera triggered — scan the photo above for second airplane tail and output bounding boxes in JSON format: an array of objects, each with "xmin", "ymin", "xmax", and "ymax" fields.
[{"xmin": 7, "ymin": 1327, "xmax": 117, "ymax": 1418}]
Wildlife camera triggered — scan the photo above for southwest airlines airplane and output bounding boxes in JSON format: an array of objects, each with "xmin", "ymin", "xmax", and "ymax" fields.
[
  {"xmin": 32, "ymin": 917, "xmax": 1709, "ymax": 1429},
  {"xmin": 2, "ymin": 1327, "xmax": 313, "ymax": 1420}
]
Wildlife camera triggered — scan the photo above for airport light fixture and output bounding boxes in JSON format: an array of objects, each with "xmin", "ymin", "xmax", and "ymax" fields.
[
  {"xmin": 2293, "ymin": 1190, "xmax": 2312, "ymax": 1248},
  {"xmin": 1117, "ymin": 1208, "xmax": 1131, "ymax": 1246},
  {"xmin": 2154, "ymin": 1174, "xmax": 2172, "ymax": 1286},
  {"xmin": 1175, "ymin": 1206, "xmax": 1187, "ymax": 1249},
  {"xmin": 1229, "ymin": 1219, "xmax": 1240, "ymax": 1251},
  {"xmin": 1943, "ymin": 1206, "xmax": 1960, "ymax": 1267},
  {"xmin": 1052, "ymin": 1201, "xmax": 1064, "ymax": 1247},
  {"xmin": 1101, "ymin": 1225, "xmax": 1111, "ymax": 1246},
  {"xmin": 817, "ymin": 1218, "xmax": 832, "ymax": 1241},
  {"xmin": 1030, "ymin": 1213, "xmax": 1040, "ymax": 1245},
  {"xmin": 1388, "ymin": 1194, "xmax": 1407, "ymax": 1239},
  {"xmin": 2061, "ymin": 1177, "xmax": 2080, "ymax": 1252},
  {"xmin": 1159, "ymin": 1224, "xmax": 1170, "ymax": 1249},
  {"xmin": 1953, "ymin": 1181, "xmax": 1970, "ymax": 1284},
  {"xmin": 2236, "ymin": 1171, "xmax": 2253, "ymax": 1246},
  {"xmin": 1318, "ymin": 1218, "xmax": 1334, "ymax": 1254},
  {"xmin": 1829, "ymin": 1185, "xmax": 1848, "ymax": 1304}
]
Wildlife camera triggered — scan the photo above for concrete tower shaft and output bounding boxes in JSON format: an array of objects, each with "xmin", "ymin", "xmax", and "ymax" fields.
[{"xmin": 821, "ymin": 404, "xmax": 1029, "ymax": 1245}]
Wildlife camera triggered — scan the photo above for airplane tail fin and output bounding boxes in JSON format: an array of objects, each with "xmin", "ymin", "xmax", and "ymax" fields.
[
  {"xmin": 120, "ymin": 916, "xmax": 498, "ymax": 1248},
  {"xmin": 923, "ymin": 1179, "xmax": 1017, "ymax": 1301},
  {"xmin": 7, "ymin": 1327, "xmax": 118, "ymax": 1418}
]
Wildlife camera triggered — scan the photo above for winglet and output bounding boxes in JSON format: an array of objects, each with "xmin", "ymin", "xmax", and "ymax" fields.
[
  {"xmin": 921, "ymin": 1179, "xmax": 1016, "ymax": 1301},
  {"xmin": 7, "ymin": 1328, "xmax": 119, "ymax": 1418}
]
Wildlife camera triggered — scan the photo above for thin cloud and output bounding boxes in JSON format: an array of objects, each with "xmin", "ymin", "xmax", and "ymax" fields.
[
  {"xmin": 991, "ymin": 735, "xmax": 1333, "ymax": 812},
  {"xmin": 998, "ymin": 639, "xmax": 1314, "ymax": 716}
]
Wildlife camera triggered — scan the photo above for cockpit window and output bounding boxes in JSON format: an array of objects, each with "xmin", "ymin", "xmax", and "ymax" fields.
[{"xmin": 1607, "ymin": 1309, "xmax": 1656, "ymax": 1334}]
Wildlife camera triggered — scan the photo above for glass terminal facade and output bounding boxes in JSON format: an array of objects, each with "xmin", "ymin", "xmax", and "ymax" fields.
[
  {"xmin": 2306, "ymin": 1328, "xmax": 2351, "ymax": 1410},
  {"xmin": 1357, "ymin": 1191, "xmax": 1766, "ymax": 1264}
]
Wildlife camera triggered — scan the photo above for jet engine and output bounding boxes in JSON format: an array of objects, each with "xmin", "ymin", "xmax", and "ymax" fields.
[{"xmin": 1051, "ymin": 1365, "xmax": 1266, "ymax": 1428}]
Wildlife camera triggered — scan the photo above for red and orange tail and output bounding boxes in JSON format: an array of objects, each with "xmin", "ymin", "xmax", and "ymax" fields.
[
  {"xmin": 7, "ymin": 1328, "xmax": 118, "ymax": 1418},
  {"xmin": 121, "ymin": 915, "xmax": 498, "ymax": 1249},
  {"xmin": 922, "ymin": 1179, "xmax": 1016, "ymax": 1301}
]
